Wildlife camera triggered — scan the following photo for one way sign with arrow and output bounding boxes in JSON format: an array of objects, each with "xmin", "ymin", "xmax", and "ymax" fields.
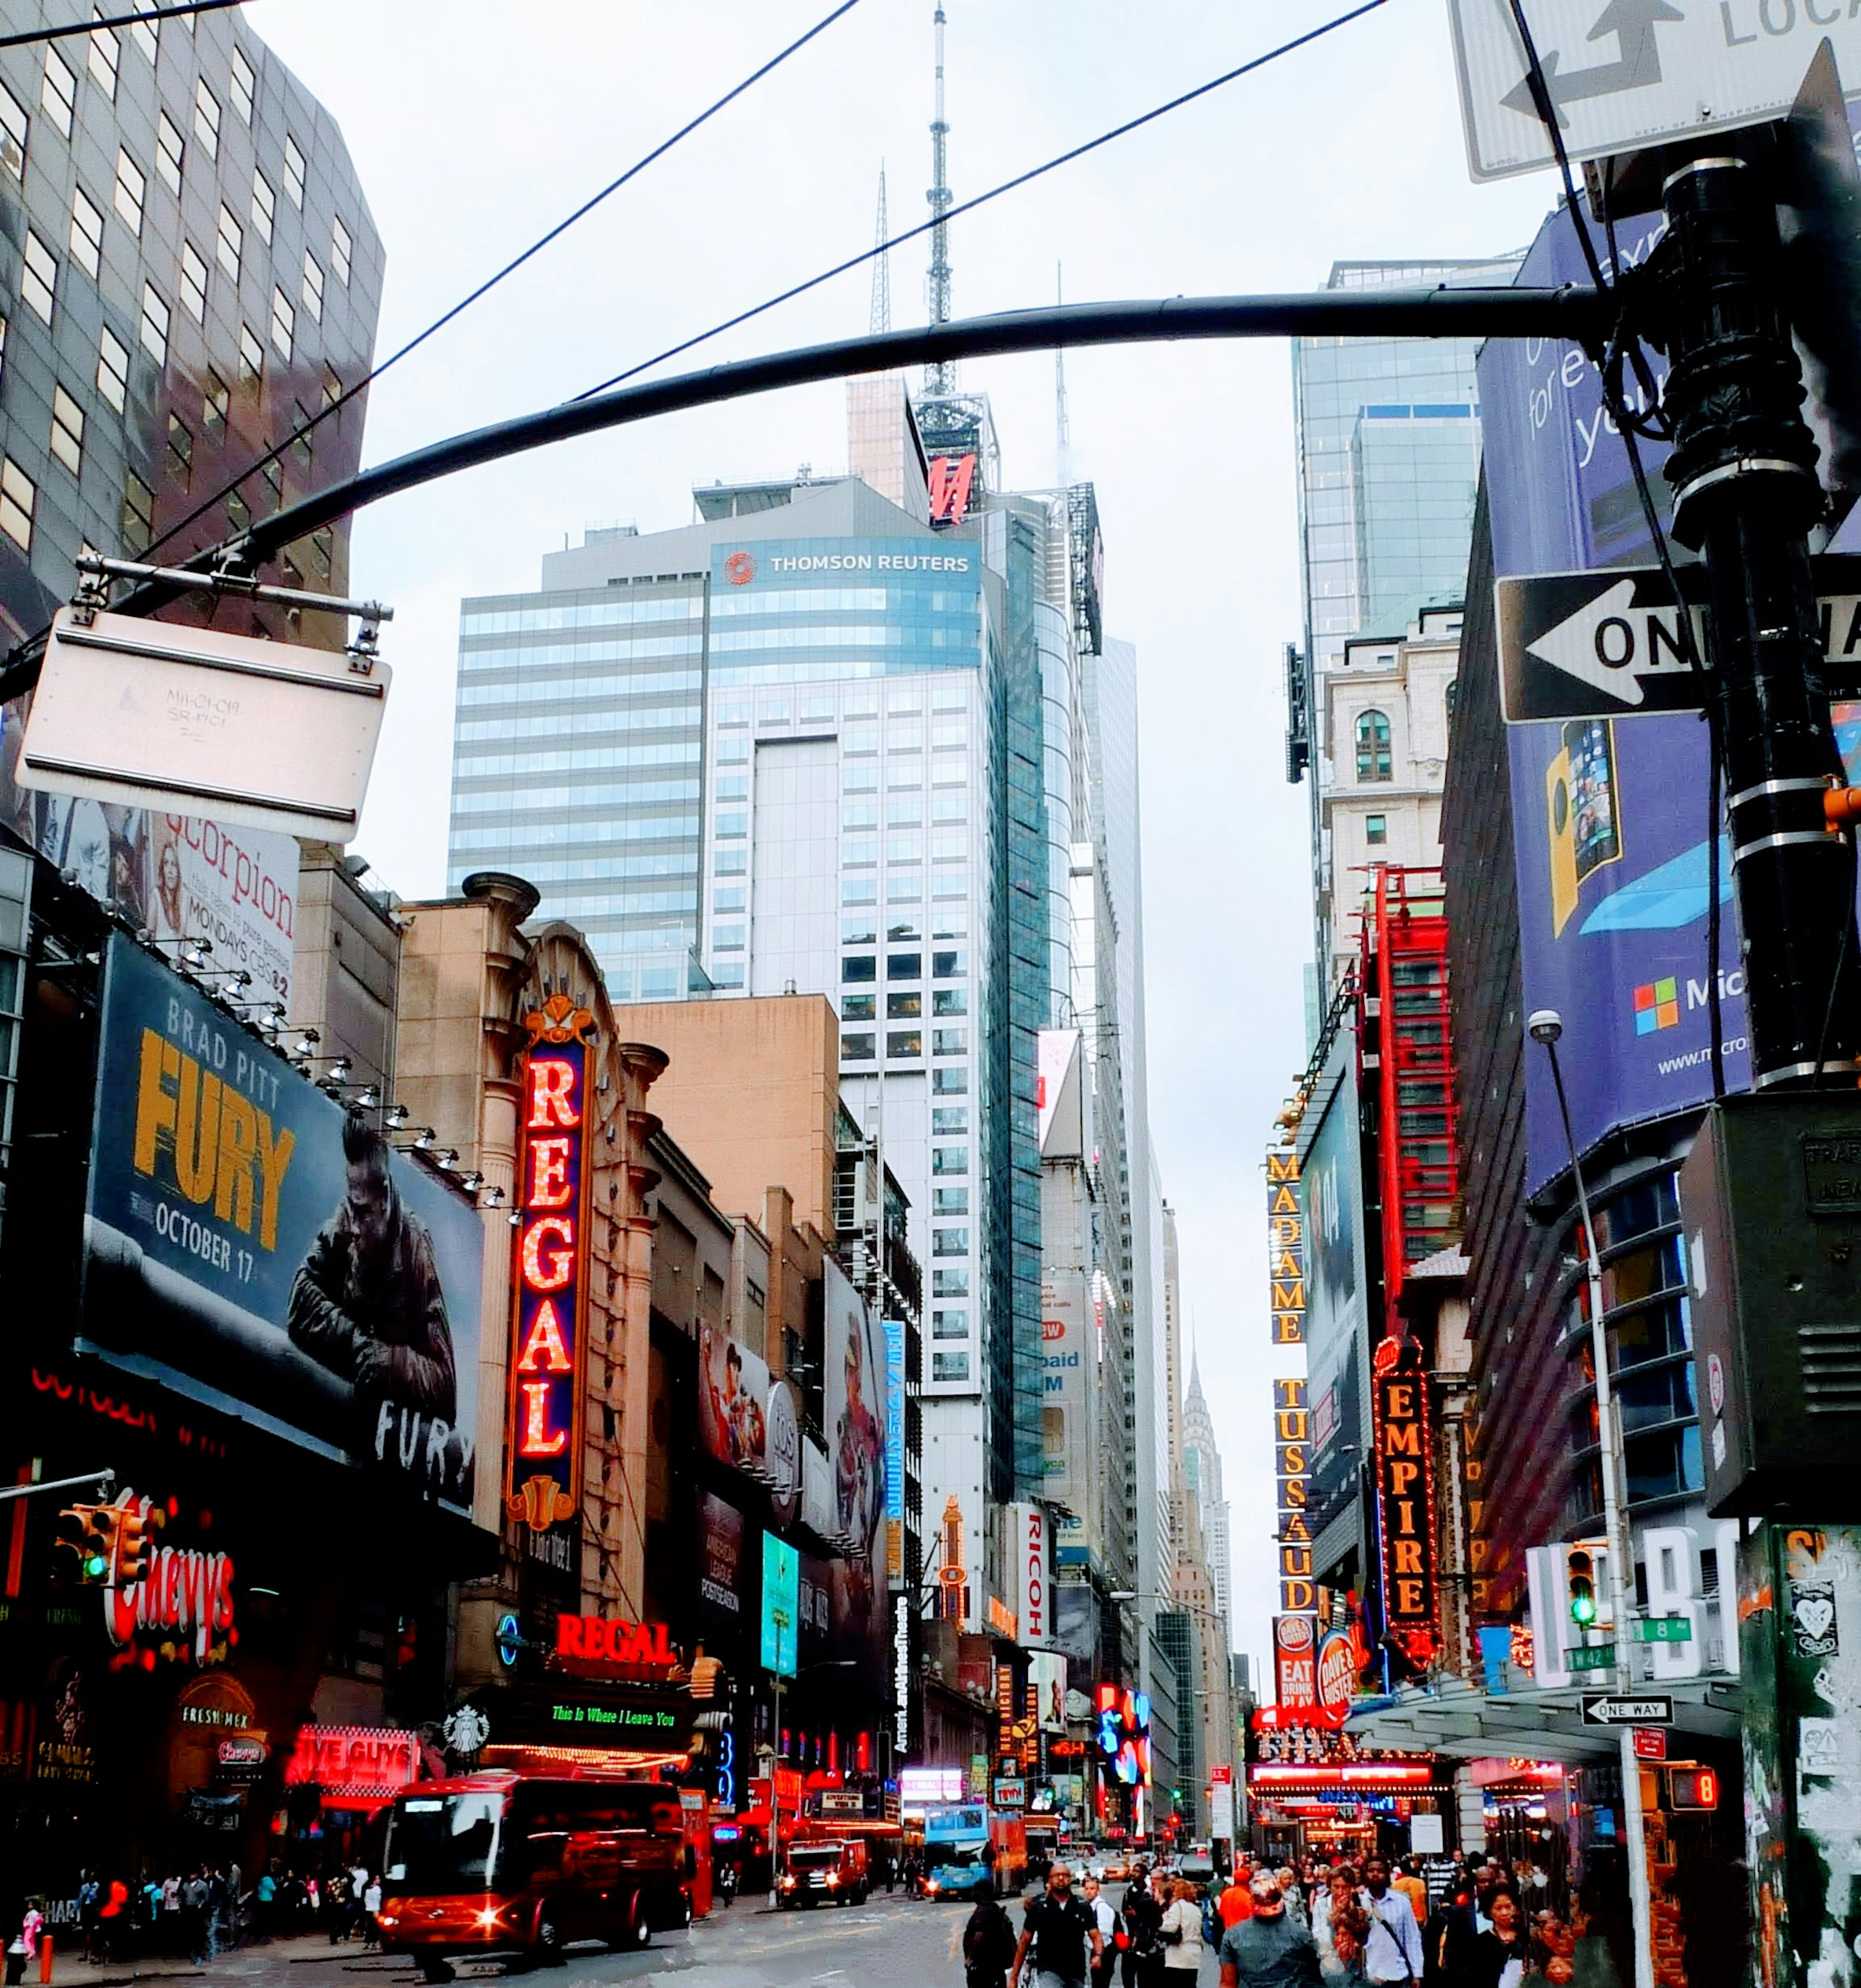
[
  {"xmin": 1497, "ymin": 555, "xmax": 1861, "ymax": 722},
  {"xmin": 1446, "ymin": 0, "xmax": 1861, "ymax": 181}
]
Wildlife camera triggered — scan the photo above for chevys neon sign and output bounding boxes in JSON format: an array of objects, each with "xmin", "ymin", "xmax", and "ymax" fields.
[{"xmin": 506, "ymin": 995, "xmax": 596, "ymax": 1534}]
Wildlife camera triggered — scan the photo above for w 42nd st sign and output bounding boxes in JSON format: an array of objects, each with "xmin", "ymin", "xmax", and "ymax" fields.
[{"xmin": 1497, "ymin": 555, "xmax": 1861, "ymax": 721}]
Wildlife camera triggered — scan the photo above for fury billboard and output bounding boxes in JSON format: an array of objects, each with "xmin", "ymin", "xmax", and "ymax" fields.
[
  {"xmin": 80, "ymin": 933, "xmax": 483, "ymax": 1509},
  {"xmin": 1299, "ymin": 1041, "xmax": 1370, "ymax": 1552}
]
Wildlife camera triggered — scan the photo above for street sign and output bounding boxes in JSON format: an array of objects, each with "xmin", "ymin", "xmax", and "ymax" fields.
[
  {"xmin": 1445, "ymin": 0, "xmax": 1861, "ymax": 182},
  {"xmin": 1632, "ymin": 1616, "xmax": 1694, "ymax": 1642},
  {"xmin": 1568, "ymin": 1641, "xmax": 1618, "ymax": 1671},
  {"xmin": 1497, "ymin": 555, "xmax": 1861, "ymax": 721},
  {"xmin": 1582, "ymin": 1693, "xmax": 1674, "ymax": 1724},
  {"xmin": 16, "ymin": 607, "xmax": 390, "ymax": 841},
  {"xmin": 1632, "ymin": 1726, "xmax": 1668, "ymax": 1760}
]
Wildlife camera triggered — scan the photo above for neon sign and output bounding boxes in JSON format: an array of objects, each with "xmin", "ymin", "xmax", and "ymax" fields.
[
  {"xmin": 1095, "ymin": 1684, "xmax": 1151, "ymax": 1787},
  {"xmin": 506, "ymin": 996, "xmax": 595, "ymax": 1533},
  {"xmin": 555, "ymin": 1614, "xmax": 674, "ymax": 1668},
  {"xmin": 1372, "ymin": 1336, "xmax": 1439, "ymax": 1664},
  {"xmin": 927, "ymin": 454, "xmax": 977, "ymax": 526}
]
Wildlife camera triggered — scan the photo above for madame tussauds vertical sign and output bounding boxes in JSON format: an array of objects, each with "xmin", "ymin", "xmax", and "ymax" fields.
[{"xmin": 505, "ymin": 995, "xmax": 595, "ymax": 1534}]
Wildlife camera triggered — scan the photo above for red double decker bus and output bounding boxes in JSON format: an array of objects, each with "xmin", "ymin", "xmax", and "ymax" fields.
[{"xmin": 376, "ymin": 1769, "xmax": 691, "ymax": 1979}]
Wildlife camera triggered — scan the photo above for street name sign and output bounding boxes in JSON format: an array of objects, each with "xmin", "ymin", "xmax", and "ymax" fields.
[
  {"xmin": 1582, "ymin": 1693, "xmax": 1674, "ymax": 1724},
  {"xmin": 1498, "ymin": 554, "xmax": 1861, "ymax": 721},
  {"xmin": 16, "ymin": 607, "xmax": 390, "ymax": 841},
  {"xmin": 1568, "ymin": 1641, "xmax": 1619, "ymax": 1671},
  {"xmin": 1446, "ymin": 0, "xmax": 1861, "ymax": 181},
  {"xmin": 1631, "ymin": 1615, "xmax": 1694, "ymax": 1641}
]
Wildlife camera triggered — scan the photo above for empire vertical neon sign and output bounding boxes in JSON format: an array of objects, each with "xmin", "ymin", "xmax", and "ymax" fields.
[{"xmin": 506, "ymin": 997, "xmax": 595, "ymax": 1533}]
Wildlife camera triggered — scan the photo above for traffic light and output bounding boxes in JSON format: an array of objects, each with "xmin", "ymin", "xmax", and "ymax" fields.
[
  {"xmin": 1670, "ymin": 1767, "xmax": 1719, "ymax": 1810},
  {"xmin": 1567, "ymin": 1548, "xmax": 1597, "ymax": 1627},
  {"xmin": 114, "ymin": 1502, "xmax": 153, "ymax": 1585},
  {"xmin": 58, "ymin": 1502, "xmax": 120, "ymax": 1583}
]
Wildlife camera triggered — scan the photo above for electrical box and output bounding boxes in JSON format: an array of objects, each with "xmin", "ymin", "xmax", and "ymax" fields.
[{"xmin": 1680, "ymin": 1095, "xmax": 1861, "ymax": 1517}]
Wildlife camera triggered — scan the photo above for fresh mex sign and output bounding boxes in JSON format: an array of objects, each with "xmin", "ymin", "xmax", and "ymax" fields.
[
  {"xmin": 505, "ymin": 995, "xmax": 596, "ymax": 1534},
  {"xmin": 1372, "ymin": 1337, "xmax": 1438, "ymax": 1664}
]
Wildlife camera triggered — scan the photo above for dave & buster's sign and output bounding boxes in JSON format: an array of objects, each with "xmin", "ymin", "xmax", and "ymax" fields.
[{"xmin": 505, "ymin": 996, "xmax": 596, "ymax": 1534}]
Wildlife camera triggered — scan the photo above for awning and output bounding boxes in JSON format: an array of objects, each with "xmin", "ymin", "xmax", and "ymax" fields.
[{"xmin": 1344, "ymin": 1677, "xmax": 1742, "ymax": 1765}]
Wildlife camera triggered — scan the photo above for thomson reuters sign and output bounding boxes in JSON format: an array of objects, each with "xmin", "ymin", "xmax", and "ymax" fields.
[{"xmin": 725, "ymin": 551, "xmax": 755, "ymax": 586}]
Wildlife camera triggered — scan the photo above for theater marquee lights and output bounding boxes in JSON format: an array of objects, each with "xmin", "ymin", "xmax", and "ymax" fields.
[
  {"xmin": 1372, "ymin": 1335, "xmax": 1439, "ymax": 1665},
  {"xmin": 506, "ymin": 994, "xmax": 597, "ymax": 1535}
]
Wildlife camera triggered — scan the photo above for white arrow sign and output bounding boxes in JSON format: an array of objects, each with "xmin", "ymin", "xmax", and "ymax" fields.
[
  {"xmin": 1524, "ymin": 576, "xmax": 1703, "ymax": 708},
  {"xmin": 1446, "ymin": 0, "xmax": 1861, "ymax": 181}
]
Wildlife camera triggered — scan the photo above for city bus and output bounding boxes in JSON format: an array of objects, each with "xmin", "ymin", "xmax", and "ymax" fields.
[
  {"xmin": 376, "ymin": 1770, "xmax": 691, "ymax": 1979},
  {"xmin": 921, "ymin": 1803, "xmax": 1027, "ymax": 1900}
]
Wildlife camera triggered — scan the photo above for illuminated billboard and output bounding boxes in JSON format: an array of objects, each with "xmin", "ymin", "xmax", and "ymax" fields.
[
  {"xmin": 1095, "ymin": 1683, "xmax": 1151, "ymax": 1787},
  {"xmin": 505, "ymin": 996, "xmax": 595, "ymax": 1533},
  {"xmin": 80, "ymin": 934, "xmax": 482, "ymax": 1510},
  {"xmin": 761, "ymin": 1532, "xmax": 799, "ymax": 1678}
]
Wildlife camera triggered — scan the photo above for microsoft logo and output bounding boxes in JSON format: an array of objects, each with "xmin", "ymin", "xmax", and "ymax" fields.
[{"xmin": 1633, "ymin": 977, "xmax": 1681, "ymax": 1035}]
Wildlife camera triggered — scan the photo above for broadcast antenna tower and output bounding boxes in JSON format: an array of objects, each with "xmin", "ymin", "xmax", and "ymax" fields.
[
  {"xmin": 924, "ymin": 3, "xmax": 954, "ymax": 396},
  {"xmin": 1055, "ymin": 263, "xmax": 1072, "ymax": 489},
  {"xmin": 870, "ymin": 165, "xmax": 891, "ymax": 335}
]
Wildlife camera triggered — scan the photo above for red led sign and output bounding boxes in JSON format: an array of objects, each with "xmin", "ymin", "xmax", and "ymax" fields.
[
  {"xmin": 928, "ymin": 454, "xmax": 977, "ymax": 526},
  {"xmin": 506, "ymin": 999, "xmax": 596, "ymax": 1534}
]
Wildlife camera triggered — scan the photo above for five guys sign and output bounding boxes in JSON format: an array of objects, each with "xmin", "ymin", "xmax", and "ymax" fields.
[
  {"xmin": 505, "ymin": 995, "xmax": 597, "ymax": 1534},
  {"xmin": 1371, "ymin": 1336, "xmax": 1438, "ymax": 1665}
]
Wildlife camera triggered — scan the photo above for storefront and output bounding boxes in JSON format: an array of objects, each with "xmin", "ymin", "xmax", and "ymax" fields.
[{"xmin": 1246, "ymin": 1761, "xmax": 1452, "ymax": 1862}]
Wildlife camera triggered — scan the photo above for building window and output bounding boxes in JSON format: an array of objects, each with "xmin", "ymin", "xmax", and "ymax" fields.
[
  {"xmin": 21, "ymin": 230, "xmax": 56, "ymax": 323},
  {"xmin": 0, "ymin": 79, "xmax": 27, "ymax": 177},
  {"xmin": 166, "ymin": 412, "xmax": 192, "ymax": 487},
  {"xmin": 283, "ymin": 134, "xmax": 305, "ymax": 209},
  {"xmin": 260, "ymin": 456, "xmax": 281, "ymax": 509},
  {"xmin": 842, "ymin": 956, "xmax": 876, "ymax": 985},
  {"xmin": 1365, "ymin": 813, "xmax": 1388, "ymax": 846},
  {"xmin": 841, "ymin": 994, "xmax": 875, "ymax": 1022},
  {"xmin": 140, "ymin": 283, "xmax": 169, "ymax": 364},
  {"xmin": 931, "ymin": 1147, "xmax": 968, "ymax": 1176},
  {"xmin": 932, "ymin": 1065, "xmax": 967, "ymax": 1094},
  {"xmin": 269, "ymin": 286, "xmax": 294, "ymax": 360},
  {"xmin": 933, "ymin": 1187, "xmax": 968, "ymax": 1214},
  {"xmin": 931, "ymin": 1310, "xmax": 968, "ymax": 1340},
  {"xmin": 1356, "ymin": 708, "xmax": 1393, "ymax": 782},
  {"xmin": 931, "ymin": 1352, "xmax": 970, "ymax": 1383},
  {"xmin": 96, "ymin": 325, "xmax": 128, "ymax": 411},
  {"xmin": 203, "ymin": 368, "xmax": 228, "ymax": 439},
  {"xmin": 156, "ymin": 110, "xmax": 183, "ymax": 194},
  {"xmin": 179, "ymin": 240, "xmax": 207, "ymax": 322},
  {"xmin": 48, "ymin": 386, "xmax": 83, "ymax": 475},
  {"xmin": 251, "ymin": 167, "xmax": 274, "ymax": 245},
  {"xmin": 886, "ymin": 1029, "xmax": 922, "ymax": 1059},
  {"xmin": 887, "ymin": 952, "xmax": 921, "ymax": 981},
  {"xmin": 68, "ymin": 186, "xmax": 102, "ymax": 279},
  {"xmin": 932, "ymin": 1028, "xmax": 967, "ymax": 1057},
  {"xmin": 0, "ymin": 458, "xmax": 34, "ymax": 550},
  {"xmin": 711, "ymin": 923, "xmax": 744, "ymax": 952},
  {"xmin": 933, "ymin": 948, "xmax": 966, "ymax": 978},
  {"xmin": 301, "ymin": 250, "xmax": 323, "ymax": 323},
  {"xmin": 714, "ymin": 812, "xmax": 746, "ymax": 839},
  {"xmin": 216, "ymin": 202, "xmax": 241, "ymax": 281},
  {"xmin": 1446, "ymin": 679, "xmax": 1459, "ymax": 726},
  {"xmin": 715, "ymin": 849, "xmax": 747, "ymax": 877},
  {"xmin": 229, "ymin": 44, "xmax": 255, "ymax": 124},
  {"xmin": 841, "ymin": 916, "xmax": 875, "ymax": 945},
  {"xmin": 42, "ymin": 50, "xmax": 76, "ymax": 139},
  {"xmin": 87, "ymin": 21, "xmax": 120, "ymax": 97},
  {"xmin": 714, "ymin": 884, "xmax": 747, "ymax": 912},
  {"xmin": 114, "ymin": 148, "xmax": 145, "ymax": 234},
  {"xmin": 122, "ymin": 467, "xmax": 154, "ymax": 552},
  {"xmin": 331, "ymin": 214, "xmax": 351, "ymax": 284},
  {"xmin": 309, "ymin": 525, "xmax": 332, "ymax": 579},
  {"xmin": 193, "ymin": 78, "xmax": 220, "ymax": 160},
  {"xmin": 841, "ymin": 1032, "xmax": 875, "ymax": 1062},
  {"xmin": 932, "ymin": 1227, "xmax": 969, "ymax": 1255},
  {"xmin": 932, "ymin": 988, "xmax": 967, "ymax": 1016},
  {"xmin": 931, "ymin": 1107, "xmax": 968, "ymax": 1135},
  {"xmin": 933, "ymin": 1268, "xmax": 969, "ymax": 1298},
  {"xmin": 237, "ymin": 322, "xmax": 263, "ymax": 384},
  {"xmin": 225, "ymin": 488, "xmax": 249, "ymax": 532},
  {"xmin": 887, "ymin": 991, "xmax": 921, "ymax": 1019},
  {"xmin": 130, "ymin": 13, "xmax": 158, "ymax": 62}
]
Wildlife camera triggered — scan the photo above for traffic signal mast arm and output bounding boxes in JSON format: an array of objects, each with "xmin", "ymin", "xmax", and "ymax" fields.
[{"xmin": 0, "ymin": 1470, "xmax": 114, "ymax": 1504}]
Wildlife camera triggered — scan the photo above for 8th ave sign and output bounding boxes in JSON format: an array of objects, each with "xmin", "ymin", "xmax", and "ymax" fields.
[
  {"xmin": 1497, "ymin": 555, "xmax": 1861, "ymax": 720},
  {"xmin": 1446, "ymin": 0, "xmax": 1861, "ymax": 181}
]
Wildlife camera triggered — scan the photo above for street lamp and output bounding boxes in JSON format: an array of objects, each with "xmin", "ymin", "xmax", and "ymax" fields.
[{"xmin": 1527, "ymin": 1009, "xmax": 1655, "ymax": 1988}]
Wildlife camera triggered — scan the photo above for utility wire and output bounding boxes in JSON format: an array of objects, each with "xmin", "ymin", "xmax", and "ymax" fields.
[
  {"xmin": 0, "ymin": 0, "xmax": 247, "ymax": 52},
  {"xmin": 140, "ymin": 0, "xmax": 863, "ymax": 564},
  {"xmin": 569, "ymin": 0, "xmax": 1389, "ymax": 404},
  {"xmin": 1504, "ymin": 0, "xmax": 1727, "ymax": 1098}
]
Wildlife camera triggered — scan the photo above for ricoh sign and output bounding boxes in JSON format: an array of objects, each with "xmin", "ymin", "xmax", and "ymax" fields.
[{"xmin": 1010, "ymin": 1502, "xmax": 1052, "ymax": 1650}]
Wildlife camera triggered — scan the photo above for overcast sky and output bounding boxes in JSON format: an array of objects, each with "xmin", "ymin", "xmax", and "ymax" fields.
[{"xmin": 251, "ymin": 0, "xmax": 1562, "ymax": 1676}]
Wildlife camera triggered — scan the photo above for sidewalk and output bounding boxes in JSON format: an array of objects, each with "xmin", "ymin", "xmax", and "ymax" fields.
[{"xmin": 35, "ymin": 1935, "xmax": 417, "ymax": 1988}]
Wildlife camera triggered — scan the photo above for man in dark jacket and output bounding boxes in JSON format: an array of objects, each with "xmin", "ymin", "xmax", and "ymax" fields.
[
  {"xmin": 288, "ymin": 1111, "xmax": 457, "ymax": 1458},
  {"xmin": 1012, "ymin": 1864, "xmax": 1104, "ymax": 1988},
  {"xmin": 1218, "ymin": 1871, "xmax": 1322, "ymax": 1988}
]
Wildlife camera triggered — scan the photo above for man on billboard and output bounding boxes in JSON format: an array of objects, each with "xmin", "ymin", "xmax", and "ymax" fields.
[
  {"xmin": 835, "ymin": 1328, "xmax": 884, "ymax": 1548},
  {"xmin": 288, "ymin": 1112, "xmax": 458, "ymax": 1452}
]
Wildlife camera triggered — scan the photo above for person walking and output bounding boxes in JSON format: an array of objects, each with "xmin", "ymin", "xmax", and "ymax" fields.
[
  {"xmin": 1361, "ymin": 1859, "xmax": 1424, "ymax": 1987},
  {"xmin": 1468, "ymin": 1892, "xmax": 1528, "ymax": 1988},
  {"xmin": 1080, "ymin": 1876, "xmax": 1124, "ymax": 1988},
  {"xmin": 1123, "ymin": 1863, "xmax": 1166, "ymax": 1988},
  {"xmin": 1160, "ymin": 1880, "xmax": 1204, "ymax": 1978},
  {"xmin": 362, "ymin": 1876, "xmax": 383, "ymax": 1953},
  {"xmin": 1422, "ymin": 1875, "xmax": 1482, "ymax": 1988},
  {"xmin": 1221, "ymin": 1871, "xmax": 1323, "ymax": 1988},
  {"xmin": 967, "ymin": 1892, "xmax": 1021, "ymax": 1988},
  {"xmin": 1393, "ymin": 1862, "xmax": 1428, "ymax": 1928},
  {"xmin": 1010, "ymin": 1863, "xmax": 1103, "ymax": 1988},
  {"xmin": 1218, "ymin": 1868, "xmax": 1255, "ymax": 1932}
]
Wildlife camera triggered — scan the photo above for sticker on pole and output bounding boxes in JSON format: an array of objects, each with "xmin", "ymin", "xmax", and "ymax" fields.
[
  {"xmin": 16, "ymin": 607, "xmax": 390, "ymax": 842},
  {"xmin": 1497, "ymin": 554, "xmax": 1861, "ymax": 721},
  {"xmin": 1445, "ymin": 0, "xmax": 1861, "ymax": 182}
]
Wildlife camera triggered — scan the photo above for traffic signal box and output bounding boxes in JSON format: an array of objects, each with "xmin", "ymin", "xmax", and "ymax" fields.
[
  {"xmin": 1680, "ymin": 1094, "xmax": 1861, "ymax": 1517},
  {"xmin": 55, "ymin": 1496, "xmax": 158, "ymax": 1584}
]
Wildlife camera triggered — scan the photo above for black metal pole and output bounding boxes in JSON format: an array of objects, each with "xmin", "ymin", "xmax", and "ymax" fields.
[{"xmin": 1656, "ymin": 158, "xmax": 1861, "ymax": 1085}]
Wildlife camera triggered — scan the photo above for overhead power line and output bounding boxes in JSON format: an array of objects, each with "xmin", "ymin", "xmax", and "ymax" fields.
[
  {"xmin": 141, "ymin": 0, "xmax": 864, "ymax": 564},
  {"xmin": 0, "ymin": 0, "xmax": 248, "ymax": 52},
  {"xmin": 570, "ymin": 0, "xmax": 1389, "ymax": 404}
]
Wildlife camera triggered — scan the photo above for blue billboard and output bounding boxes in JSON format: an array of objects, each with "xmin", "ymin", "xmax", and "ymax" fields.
[
  {"xmin": 761, "ymin": 1531, "xmax": 800, "ymax": 1678},
  {"xmin": 80, "ymin": 933, "xmax": 484, "ymax": 1509}
]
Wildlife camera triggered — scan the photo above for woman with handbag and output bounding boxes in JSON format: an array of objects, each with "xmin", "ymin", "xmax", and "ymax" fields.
[{"xmin": 1160, "ymin": 1880, "xmax": 1205, "ymax": 1978}]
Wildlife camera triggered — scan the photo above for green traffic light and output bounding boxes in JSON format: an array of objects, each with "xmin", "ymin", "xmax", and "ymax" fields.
[
  {"xmin": 83, "ymin": 1552, "xmax": 107, "ymax": 1580},
  {"xmin": 1570, "ymin": 1587, "xmax": 1595, "ymax": 1625}
]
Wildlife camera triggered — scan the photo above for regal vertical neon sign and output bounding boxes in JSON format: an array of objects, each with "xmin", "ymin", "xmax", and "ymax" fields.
[{"xmin": 506, "ymin": 999, "xmax": 594, "ymax": 1533}]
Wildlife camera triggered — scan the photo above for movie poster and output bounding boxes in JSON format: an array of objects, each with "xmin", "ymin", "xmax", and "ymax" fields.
[
  {"xmin": 80, "ymin": 933, "xmax": 482, "ymax": 1509},
  {"xmin": 696, "ymin": 1323, "xmax": 772, "ymax": 1476},
  {"xmin": 821, "ymin": 1257, "xmax": 886, "ymax": 1683}
]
